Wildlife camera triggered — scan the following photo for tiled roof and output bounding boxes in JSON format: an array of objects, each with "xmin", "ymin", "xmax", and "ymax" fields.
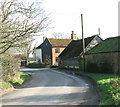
[
  {"xmin": 48, "ymin": 38, "xmax": 72, "ymax": 47},
  {"xmin": 59, "ymin": 35, "xmax": 97, "ymax": 59},
  {"xmin": 86, "ymin": 36, "xmax": 120, "ymax": 54}
]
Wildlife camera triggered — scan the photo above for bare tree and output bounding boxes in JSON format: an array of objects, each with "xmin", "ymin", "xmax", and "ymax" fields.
[
  {"xmin": 0, "ymin": 0, "xmax": 51, "ymax": 81},
  {"xmin": 16, "ymin": 35, "xmax": 34, "ymax": 65},
  {"xmin": 0, "ymin": 0, "xmax": 51, "ymax": 54},
  {"xmin": 53, "ymin": 32, "xmax": 69, "ymax": 39}
]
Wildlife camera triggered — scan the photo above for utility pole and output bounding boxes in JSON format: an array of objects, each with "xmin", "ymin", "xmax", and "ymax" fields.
[{"xmin": 81, "ymin": 14, "xmax": 85, "ymax": 72}]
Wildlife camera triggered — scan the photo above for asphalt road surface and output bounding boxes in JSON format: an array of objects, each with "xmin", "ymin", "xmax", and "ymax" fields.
[{"xmin": 2, "ymin": 68, "xmax": 99, "ymax": 105}]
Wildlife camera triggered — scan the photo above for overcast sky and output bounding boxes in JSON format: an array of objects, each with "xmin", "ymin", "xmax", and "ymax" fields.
[
  {"xmin": 26, "ymin": 0, "xmax": 119, "ymax": 49},
  {"xmin": 42, "ymin": 0, "xmax": 119, "ymax": 38}
]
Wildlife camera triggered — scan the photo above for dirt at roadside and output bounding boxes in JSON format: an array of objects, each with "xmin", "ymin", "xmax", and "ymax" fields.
[{"xmin": 57, "ymin": 69, "xmax": 99, "ymax": 105}]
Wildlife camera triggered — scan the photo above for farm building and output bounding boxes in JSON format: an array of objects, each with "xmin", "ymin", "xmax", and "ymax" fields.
[
  {"xmin": 59, "ymin": 35, "xmax": 103, "ymax": 69},
  {"xmin": 85, "ymin": 36, "xmax": 120, "ymax": 74}
]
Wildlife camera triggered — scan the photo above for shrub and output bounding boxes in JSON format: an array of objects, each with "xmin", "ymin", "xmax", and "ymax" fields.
[
  {"xmin": 111, "ymin": 79, "xmax": 120, "ymax": 105},
  {"xmin": 1, "ymin": 52, "xmax": 21, "ymax": 82}
]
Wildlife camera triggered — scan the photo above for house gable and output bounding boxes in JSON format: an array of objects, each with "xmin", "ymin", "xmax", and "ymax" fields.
[
  {"xmin": 36, "ymin": 43, "xmax": 43, "ymax": 49},
  {"xmin": 82, "ymin": 35, "xmax": 103, "ymax": 55},
  {"xmin": 41, "ymin": 38, "xmax": 52, "ymax": 64}
]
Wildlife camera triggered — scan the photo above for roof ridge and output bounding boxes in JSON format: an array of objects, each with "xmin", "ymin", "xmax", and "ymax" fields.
[
  {"xmin": 46, "ymin": 38, "xmax": 72, "ymax": 47},
  {"xmin": 48, "ymin": 38, "xmax": 72, "ymax": 40},
  {"xmin": 105, "ymin": 36, "xmax": 120, "ymax": 40}
]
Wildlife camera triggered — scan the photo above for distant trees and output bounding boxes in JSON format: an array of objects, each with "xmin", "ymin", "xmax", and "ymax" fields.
[
  {"xmin": 52, "ymin": 32, "xmax": 80, "ymax": 39},
  {"xmin": 53, "ymin": 32, "xmax": 69, "ymax": 39},
  {"xmin": 0, "ymin": 0, "xmax": 50, "ymax": 81}
]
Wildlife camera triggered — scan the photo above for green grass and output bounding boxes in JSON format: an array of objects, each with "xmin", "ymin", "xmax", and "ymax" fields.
[
  {"xmin": 1, "ymin": 82, "xmax": 13, "ymax": 90},
  {"xmin": 76, "ymin": 71, "xmax": 120, "ymax": 105},
  {"xmin": 1, "ymin": 72, "xmax": 30, "ymax": 90},
  {"xmin": 10, "ymin": 72, "xmax": 30, "ymax": 86}
]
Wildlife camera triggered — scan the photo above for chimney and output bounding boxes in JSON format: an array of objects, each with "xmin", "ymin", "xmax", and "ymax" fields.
[
  {"xmin": 71, "ymin": 31, "xmax": 76, "ymax": 40},
  {"xmin": 98, "ymin": 28, "xmax": 100, "ymax": 36}
]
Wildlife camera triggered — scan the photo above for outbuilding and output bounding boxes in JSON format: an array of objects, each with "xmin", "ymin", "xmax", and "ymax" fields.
[{"xmin": 86, "ymin": 36, "xmax": 120, "ymax": 74}]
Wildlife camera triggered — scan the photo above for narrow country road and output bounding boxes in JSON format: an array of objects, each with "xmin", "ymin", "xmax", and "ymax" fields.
[{"xmin": 2, "ymin": 68, "xmax": 99, "ymax": 105}]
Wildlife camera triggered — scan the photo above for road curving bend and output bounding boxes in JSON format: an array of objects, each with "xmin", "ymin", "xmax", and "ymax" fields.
[{"xmin": 2, "ymin": 68, "xmax": 99, "ymax": 105}]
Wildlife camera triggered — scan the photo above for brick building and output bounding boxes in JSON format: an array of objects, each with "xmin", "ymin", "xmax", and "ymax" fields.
[{"xmin": 34, "ymin": 38, "xmax": 72, "ymax": 65}]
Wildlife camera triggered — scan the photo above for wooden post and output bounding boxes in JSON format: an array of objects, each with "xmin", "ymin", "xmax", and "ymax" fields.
[{"xmin": 81, "ymin": 14, "xmax": 85, "ymax": 72}]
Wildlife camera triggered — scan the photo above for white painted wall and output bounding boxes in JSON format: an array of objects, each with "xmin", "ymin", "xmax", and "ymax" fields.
[
  {"xmin": 85, "ymin": 36, "xmax": 103, "ymax": 52},
  {"xmin": 36, "ymin": 49, "xmax": 42, "ymax": 63}
]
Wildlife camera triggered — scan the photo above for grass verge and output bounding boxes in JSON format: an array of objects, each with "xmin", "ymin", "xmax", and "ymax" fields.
[
  {"xmin": 1, "ymin": 72, "xmax": 30, "ymax": 90},
  {"xmin": 76, "ymin": 71, "xmax": 120, "ymax": 105}
]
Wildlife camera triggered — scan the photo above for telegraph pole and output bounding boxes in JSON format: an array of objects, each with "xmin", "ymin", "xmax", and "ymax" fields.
[{"xmin": 81, "ymin": 14, "xmax": 85, "ymax": 72}]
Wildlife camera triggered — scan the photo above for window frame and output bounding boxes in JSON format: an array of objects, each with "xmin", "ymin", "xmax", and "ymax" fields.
[{"xmin": 55, "ymin": 48, "xmax": 60, "ymax": 53}]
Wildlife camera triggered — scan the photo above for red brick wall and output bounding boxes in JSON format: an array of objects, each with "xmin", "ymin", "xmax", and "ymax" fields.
[{"xmin": 52, "ymin": 47, "xmax": 65, "ymax": 65}]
